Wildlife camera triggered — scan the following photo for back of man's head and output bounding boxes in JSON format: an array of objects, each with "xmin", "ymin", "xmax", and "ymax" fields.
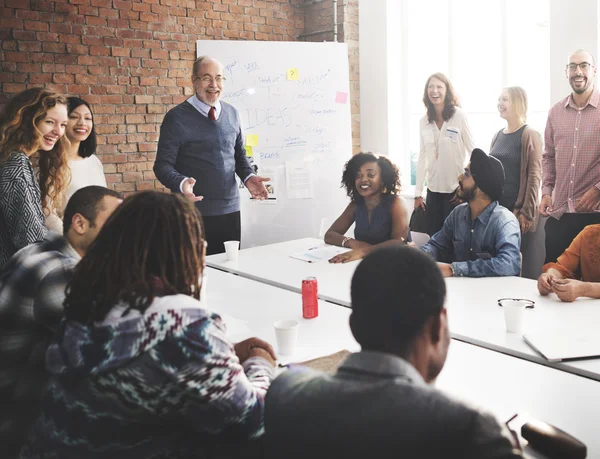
[
  {"xmin": 63, "ymin": 186, "xmax": 122, "ymax": 236},
  {"xmin": 350, "ymin": 246, "xmax": 447, "ymax": 359}
]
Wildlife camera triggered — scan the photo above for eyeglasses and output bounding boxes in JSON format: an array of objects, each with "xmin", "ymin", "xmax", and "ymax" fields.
[
  {"xmin": 463, "ymin": 168, "xmax": 474, "ymax": 178},
  {"xmin": 195, "ymin": 76, "xmax": 226, "ymax": 84},
  {"xmin": 567, "ymin": 62, "xmax": 593, "ymax": 72},
  {"xmin": 497, "ymin": 298, "xmax": 535, "ymax": 309}
]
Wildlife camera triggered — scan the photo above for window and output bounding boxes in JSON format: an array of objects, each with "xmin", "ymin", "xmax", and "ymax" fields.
[{"xmin": 394, "ymin": 0, "xmax": 550, "ymax": 188}]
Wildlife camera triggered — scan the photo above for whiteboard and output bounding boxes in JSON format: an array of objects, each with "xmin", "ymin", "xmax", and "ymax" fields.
[{"xmin": 196, "ymin": 40, "xmax": 352, "ymax": 248}]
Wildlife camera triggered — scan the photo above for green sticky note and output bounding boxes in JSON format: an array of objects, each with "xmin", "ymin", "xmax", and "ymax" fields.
[
  {"xmin": 245, "ymin": 146, "xmax": 253, "ymax": 157},
  {"xmin": 286, "ymin": 68, "xmax": 299, "ymax": 80},
  {"xmin": 246, "ymin": 134, "xmax": 259, "ymax": 146}
]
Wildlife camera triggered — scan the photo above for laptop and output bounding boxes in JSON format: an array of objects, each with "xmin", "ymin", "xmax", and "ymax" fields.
[{"xmin": 523, "ymin": 332, "xmax": 600, "ymax": 362}]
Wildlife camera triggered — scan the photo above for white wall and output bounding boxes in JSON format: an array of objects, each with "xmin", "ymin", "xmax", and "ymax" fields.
[
  {"xmin": 358, "ymin": 0, "xmax": 389, "ymax": 156},
  {"xmin": 549, "ymin": 0, "xmax": 599, "ymax": 104}
]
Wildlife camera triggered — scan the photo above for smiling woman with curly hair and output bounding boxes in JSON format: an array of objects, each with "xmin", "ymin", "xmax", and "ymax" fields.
[
  {"xmin": 324, "ymin": 152, "xmax": 410, "ymax": 264},
  {"xmin": 0, "ymin": 88, "xmax": 71, "ymax": 268}
]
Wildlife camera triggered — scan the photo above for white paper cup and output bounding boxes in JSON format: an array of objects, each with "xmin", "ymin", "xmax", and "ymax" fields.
[
  {"xmin": 224, "ymin": 240, "xmax": 240, "ymax": 261},
  {"xmin": 501, "ymin": 300, "xmax": 528, "ymax": 334},
  {"xmin": 273, "ymin": 319, "xmax": 300, "ymax": 356}
]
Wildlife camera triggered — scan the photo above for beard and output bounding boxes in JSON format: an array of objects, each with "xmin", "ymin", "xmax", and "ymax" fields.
[
  {"xmin": 457, "ymin": 183, "xmax": 477, "ymax": 202},
  {"xmin": 570, "ymin": 77, "xmax": 591, "ymax": 95}
]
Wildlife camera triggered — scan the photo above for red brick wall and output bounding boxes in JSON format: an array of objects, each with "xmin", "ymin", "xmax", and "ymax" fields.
[{"xmin": 0, "ymin": 0, "xmax": 359, "ymax": 192}]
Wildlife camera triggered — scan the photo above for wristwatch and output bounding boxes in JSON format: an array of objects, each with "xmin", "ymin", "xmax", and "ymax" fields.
[{"xmin": 449, "ymin": 264, "xmax": 455, "ymax": 277}]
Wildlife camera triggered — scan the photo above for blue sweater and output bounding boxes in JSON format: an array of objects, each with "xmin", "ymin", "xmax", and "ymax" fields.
[{"xmin": 154, "ymin": 100, "xmax": 254, "ymax": 216}]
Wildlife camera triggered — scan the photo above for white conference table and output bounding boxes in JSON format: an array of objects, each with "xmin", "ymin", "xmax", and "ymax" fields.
[
  {"xmin": 207, "ymin": 238, "xmax": 600, "ymax": 381},
  {"xmin": 204, "ymin": 267, "xmax": 600, "ymax": 457}
]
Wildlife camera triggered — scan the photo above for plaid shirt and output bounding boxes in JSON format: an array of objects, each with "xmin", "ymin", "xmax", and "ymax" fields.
[
  {"xmin": 0, "ymin": 233, "xmax": 80, "ymax": 455},
  {"xmin": 543, "ymin": 87, "xmax": 600, "ymax": 219}
]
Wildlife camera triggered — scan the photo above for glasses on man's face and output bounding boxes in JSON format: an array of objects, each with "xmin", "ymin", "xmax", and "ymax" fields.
[
  {"xmin": 463, "ymin": 168, "xmax": 473, "ymax": 178},
  {"xmin": 196, "ymin": 76, "xmax": 226, "ymax": 85},
  {"xmin": 567, "ymin": 62, "xmax": 593, "ymax": 72}
]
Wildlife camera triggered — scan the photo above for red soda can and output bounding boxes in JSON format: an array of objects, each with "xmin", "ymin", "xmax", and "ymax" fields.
[{"xmin": 302, "ymin": 276, "xmax": 319, "ymax": 319}]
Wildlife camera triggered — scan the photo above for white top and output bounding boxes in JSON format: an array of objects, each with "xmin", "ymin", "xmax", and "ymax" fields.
[
  {"xmin": 416, "ymin": 107, "xmax": 476, "ymax": 196},
  {"xmin": 65, "ymin": 155, "xmax": 107, "ymax": 203}
]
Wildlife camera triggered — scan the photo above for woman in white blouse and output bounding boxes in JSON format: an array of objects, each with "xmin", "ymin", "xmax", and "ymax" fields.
[
  {"xmin": 415, "ymin": 73, "xmax": 475, "ymax": 236},
  {"xmin": 64, "ymin": 97, "xmax": 107, "ymax": 201},
  {"xmin": 45, "ymin": 97, "xmax": 107, "ymax": 233}
]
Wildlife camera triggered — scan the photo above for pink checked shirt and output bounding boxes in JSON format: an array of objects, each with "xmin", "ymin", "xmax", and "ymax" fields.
[{"xmin": 543, "ymin": 86, "xmax": 600, "ymax": 219}]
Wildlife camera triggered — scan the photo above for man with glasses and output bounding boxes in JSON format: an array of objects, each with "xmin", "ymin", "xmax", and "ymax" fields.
[
  {"xmin": 154, "ymin": 55, "xmax": 269, "ymax": 255},
  {"xmin": 540, "ymin": 49, "xmax": 600, "ymax": 263},
  {"xmin": 420, "ymin": 148, "xmax": 521, "ymax": 277}
]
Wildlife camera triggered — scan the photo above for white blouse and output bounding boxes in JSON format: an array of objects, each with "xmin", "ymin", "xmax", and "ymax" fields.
[
  {"xmin": 416, "ymin": 107, "xmax": 476, "ymax": 196},
  {"xmin": 65, "ymin": 155, "xmax": 107, "ymax": 203}
]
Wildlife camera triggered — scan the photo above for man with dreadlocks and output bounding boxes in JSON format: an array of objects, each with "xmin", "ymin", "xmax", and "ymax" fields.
[{"xmin": 22, "ymin": 191, "xmax": 276, "ymax": 459}]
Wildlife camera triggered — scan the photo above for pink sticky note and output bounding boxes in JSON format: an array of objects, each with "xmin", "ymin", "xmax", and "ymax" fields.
[{"xmin": 335, "ymin": 91, "xmax": 348, "ymax": 104}]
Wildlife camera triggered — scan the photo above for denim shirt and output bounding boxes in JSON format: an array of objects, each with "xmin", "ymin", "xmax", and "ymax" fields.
[{"xmin": 420, "ymin": 202, "xmax": 521, "ymax": 277}]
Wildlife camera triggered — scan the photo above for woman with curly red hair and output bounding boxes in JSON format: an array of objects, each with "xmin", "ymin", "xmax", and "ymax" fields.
[{"xmin": 0, "ymin": 88, "xmax": 70, "ymax": 268}]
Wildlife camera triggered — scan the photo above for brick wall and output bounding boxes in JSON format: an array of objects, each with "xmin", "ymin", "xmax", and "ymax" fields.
[{"xmin": 0, "ymin": 0, "xmax": 359, "ymax": 192}]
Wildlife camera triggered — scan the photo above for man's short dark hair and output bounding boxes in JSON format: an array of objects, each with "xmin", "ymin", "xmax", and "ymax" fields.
[
  {"xmin": 63, "ymin": 186, "xmax": 122, "ymax": 235},
  {"xmin": 350, "ymin": 246, "xmax": 446, "ymax": 354}
]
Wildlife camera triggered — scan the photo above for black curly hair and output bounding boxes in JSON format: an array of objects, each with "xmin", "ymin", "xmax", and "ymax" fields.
[{"xmin": 341, "ymin": 152, "xmax": 401, "ymax": 202}]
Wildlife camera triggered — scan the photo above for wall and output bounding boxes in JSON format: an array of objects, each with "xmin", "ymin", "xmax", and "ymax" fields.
[
  {"xmin": 0, "ymin": 0, "xmax": 310, "ymax": 193},
  {"xmin": 300, "ymin": 0, "xmax": 360, "ymax": 153}
]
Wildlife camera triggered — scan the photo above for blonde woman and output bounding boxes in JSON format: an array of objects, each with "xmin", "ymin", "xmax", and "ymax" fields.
[{"xmin": 490, "ymin": 87, "xmax": 542, "ymax": 234}]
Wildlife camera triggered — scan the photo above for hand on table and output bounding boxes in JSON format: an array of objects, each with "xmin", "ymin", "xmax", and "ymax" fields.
[
  {"xmin": 539, "ymin": 195, "xmax": 553, "ymax": 217},
  {"xmin": 537, "ymin": 272, "xmax": 558, "ymax": 296},
  {"xmin": 182, "ymin": 178, "xmax": 204, "ymax": 202},
  {"xmin": 329, "ymin": 249, "xmax": 365, "ymax": 264},
  {"xmin": 575, "ymin": 186, "xmax": 600, "ymax": 212},
  {"xmin": 552, "ymin": 278, "xmax": 585, "ymax": 303},
  {"xmin": 246, "ymin": 175, "xmax": 271, "ymax": 200},
  {"xmin": 437, "ymin": 262, "xmax": 453, "ymax": 278},
  {"xmin": 235, "ymin": 337, "xmax": 276, "ymax": 365}
]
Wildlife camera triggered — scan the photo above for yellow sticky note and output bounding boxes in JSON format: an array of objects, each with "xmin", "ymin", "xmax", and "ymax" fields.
[
  {"xmin": 245, "ymin": 146, "xmax": 253, "ymax": 157},
  {"xmin": 246, "ymin": 134, "xmax": 259, "ymax": 146},
  {"xmin": 286, "ymin": 68, "xmax": 299, "ymax": 80}
]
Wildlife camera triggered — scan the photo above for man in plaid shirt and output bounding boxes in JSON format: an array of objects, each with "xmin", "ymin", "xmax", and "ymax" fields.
[
  {"xmin": 541, "ymin": 49, "xmax": 600, "ymax": 263},
  {"xmin": 0, "ymin": 185, "xmax": 122, "ymax": 457}
]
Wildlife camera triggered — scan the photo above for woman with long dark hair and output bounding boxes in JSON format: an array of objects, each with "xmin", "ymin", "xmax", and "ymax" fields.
[
  {"xmin": 64, "ymin": 97, "xmax": 106, "ymax": 201},
  {"xmin": 415, "ymin": 73, "xmax": 475, "ymax": 236},
  {"xmin": 0, "ymin": 88, "xmax": 70, "ymax": 268},
  {"xmin": 23, "ymin": 191, "xmax": 276, "ymax": 458}
]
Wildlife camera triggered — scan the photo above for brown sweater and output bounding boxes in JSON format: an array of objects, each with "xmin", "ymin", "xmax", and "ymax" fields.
[
  {"xmin": 543, "ymin": 224, "xmax": 600, "ymax": 281},
  {"xmin": 490, "ymin": 125, "xmax": 542, "ymax": 231}
]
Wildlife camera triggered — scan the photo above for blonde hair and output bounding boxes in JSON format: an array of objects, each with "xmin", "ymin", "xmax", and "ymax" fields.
[{"xmin": 504, "ymin": 86, "xmax": 528, "ymax": 124}]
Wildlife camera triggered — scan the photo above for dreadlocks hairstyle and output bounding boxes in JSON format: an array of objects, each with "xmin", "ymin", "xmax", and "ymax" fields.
[
  {"xmin": 64, "ymin": 191, "xmax": 205, "ymax": 325},
  {"xmin": 341, "ymin": 152, "xmax": 401, "ymax": 202},
  {"xmin": 422, "ymin": 72, "xmax": 460, "ymax": 124},
  {"xmin": 0, "ymin": 87, "xmax": 71, "ymax": 214}
]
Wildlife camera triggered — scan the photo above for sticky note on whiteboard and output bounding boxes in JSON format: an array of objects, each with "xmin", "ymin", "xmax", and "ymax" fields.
[
  {"xmin": 335, "ymin": 91, "xmax": 348, "ymax": 104},
  {"xmin": 245, "ymin": 146, "xmax": 253, "ymax": 157},
  {"xmin": 246, "ymin": 134, "xmax": 259, "ymax": 146},
  {"xmin": 286, "ymin": 68, "xmax": 299, "ymax": 80}
]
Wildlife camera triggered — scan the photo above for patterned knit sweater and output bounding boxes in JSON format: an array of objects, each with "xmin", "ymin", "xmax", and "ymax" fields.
[
  {"xmin": 0, "ymin": 151, "xmax": 47, "ymax": 269},
  {"xmin": 21, "ymin": 294, "xmax": 274, "ymax": 458}
]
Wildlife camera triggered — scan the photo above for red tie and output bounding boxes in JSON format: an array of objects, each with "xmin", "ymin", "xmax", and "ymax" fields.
[{"xmin": 208, "ymin": 106, "xmax": 216, "ymax": 121}]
